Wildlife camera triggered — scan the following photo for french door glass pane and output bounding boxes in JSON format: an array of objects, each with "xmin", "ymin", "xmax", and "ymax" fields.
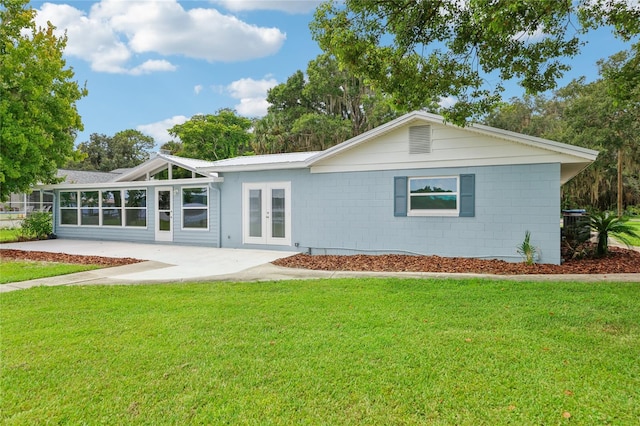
[
  {"xmin": 158, "ymin": 190, "xmax": 171, "ymax": 210},
  {"xmin": 249, "ymin": 189, "xmax": 262, "ymax": 237},
  {"xmin": 271, "ymin": 188, "xmax": 285, "ymax": 238}
]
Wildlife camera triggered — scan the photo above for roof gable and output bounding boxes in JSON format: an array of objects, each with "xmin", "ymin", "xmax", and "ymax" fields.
[
  {"xmin": 113, "ymin": 152, "xmax": 219, "ymax": 182},
  {"xmin": 306, "ymin": 111, "xmax": 598, "ymax": 184}
]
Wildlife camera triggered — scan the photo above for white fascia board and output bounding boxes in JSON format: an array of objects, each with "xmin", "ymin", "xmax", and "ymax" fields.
[
  {"xmin": 114, "ymin": 153, "xmax": 218, "ymax": 182},
  {"xmin": 39, "ymin": 177, "xmax": 222, "ymax": 190}
]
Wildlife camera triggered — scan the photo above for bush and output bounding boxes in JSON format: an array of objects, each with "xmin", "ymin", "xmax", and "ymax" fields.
[
  {"xmin": 588, "ymin": 211, "xmax": 640, "ymax": 256},
  {"xmin": 21, "ymin": 212, "xmax": 53, "ymax": 240}
]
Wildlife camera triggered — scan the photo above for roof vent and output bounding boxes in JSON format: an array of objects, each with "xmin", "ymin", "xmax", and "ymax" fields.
[{"xmin": 409, "ymin": 125, "xmax": 432, "ymax": 154}]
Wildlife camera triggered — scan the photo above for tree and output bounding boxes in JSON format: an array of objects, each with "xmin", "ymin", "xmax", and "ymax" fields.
[
  {"xmin": 559, "ymin": 45, "xmax": 640, "ymax": 215},
  {"xmin": 0, "ymin": 0, "xmax": 88, "ymax": 200},
  {"xmin": 253, "ymin": 53, "xmax": 402, "ymax": 154},
  {"xmin": 483, "ymin": 46, "xmax": 640, "ymax": 213},
  {"xmin": 587, "ymin": 211, "xmax": 640, "ymax": 256},
  {"xmin": 169, "ymin": 109, "xmax": 252, "ymax": 161},
  {"xmin": 311, "ymin": 0, "xmax": 640, "ymax": 125},
  {"xmin": 70, "ymin": 130, "xmax": 156, "ymax": 171}
]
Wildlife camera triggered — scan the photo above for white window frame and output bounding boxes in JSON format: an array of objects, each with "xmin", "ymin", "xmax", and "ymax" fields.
[
  {"xmin": 124, "ymin": 189, "xmax": 148, "ymax": 228},
  {"xmin": 407, "ymin": 176, "xmax": 460, "ymax": 217},
  {"xmin": 58, "ymin": 189, "xmax": 148, "ymax": 228},
  {"xmin": 181, "ymin": 186, "xmax": 209, "ymax": 231}
]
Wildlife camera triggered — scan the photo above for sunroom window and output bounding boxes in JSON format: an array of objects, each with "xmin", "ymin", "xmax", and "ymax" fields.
[
  {"xmin": 408, "ymin": 176, "xmax": 459, "ymax": 216},
  {"xmin": 182, "ymin": 187, "xmax": 208, "ymax": 229}
]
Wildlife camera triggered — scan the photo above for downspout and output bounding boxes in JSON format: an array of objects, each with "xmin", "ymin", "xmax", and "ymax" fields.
[
  {"xmin": 210, "ymin": 183, "xmax": 221, "ymax": 248},
  {"xmin": 43, "ymin": 191, "xmax": 56, "ymax": 235}
]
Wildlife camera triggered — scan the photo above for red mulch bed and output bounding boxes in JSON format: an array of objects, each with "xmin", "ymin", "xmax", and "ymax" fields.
[
  {"xmin": 0, "ymin": 249, "xmax": 141, "ymax": 267},
  {"xmin": 272, "ymin": 247, "xmax": 640, "ymax": 275}
]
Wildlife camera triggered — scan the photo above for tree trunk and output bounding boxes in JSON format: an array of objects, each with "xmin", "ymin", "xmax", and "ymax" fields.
[{"xmin": 617, "ymin": 147, "xmax": 623, "ymax": 217}]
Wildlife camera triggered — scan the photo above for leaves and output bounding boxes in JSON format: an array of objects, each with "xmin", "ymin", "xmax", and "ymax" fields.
[
  {"xmin": 169, "ymin": 109, "xmax": 252, "ymax": 161},
  {"xmin": 311, "ymin": 0, "xmax": 640, "ymax": 124},
  {"xmin": 0, "ymin": 0, "xmax": 87, "ymax": 200}
]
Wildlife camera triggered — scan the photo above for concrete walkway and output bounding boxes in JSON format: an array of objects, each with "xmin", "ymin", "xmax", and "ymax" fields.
[{"xmin": 1, "ymin": 239, "xmax": 639, "ymax": 292}]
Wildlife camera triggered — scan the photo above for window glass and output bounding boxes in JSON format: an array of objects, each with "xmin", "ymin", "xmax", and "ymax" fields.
[
  {"xmin": 102, "ymin": 190, "xmax": 122, "ymax": 208},
  {"xmin": 125, "ymin": 209, "xmax": 147, "ymax": 227},
  {"xmin": 80, "ymin": 191, "xmax": 99, "ymax": 207},
  {"xmin": 408, "ymin": 177, "xmax": 459, "ymax": 214},
  {"xmin": 60, "ymin": 209, "xmax": 78, "ymax": 225},
  {"xmin": 60, "ymin": 192, "xmax": 77, "ymax": 208},
  {"xmin": 125, "ymin": 190, "xmax": 146, "ymax": 207},
  {"xmin": 271, "ymin": 188, "xmax": 285, "ymax": 238},
  {"xmin": 182, "ymin": 187, "xmax": 208, "ymax": 229},
  {"xmin": 249, "ymin": 189, "xmax": 262, "ymax": 237},
  {"xmin": 125, "ymin": 189, "xmax": 147, "ymax": 227}
]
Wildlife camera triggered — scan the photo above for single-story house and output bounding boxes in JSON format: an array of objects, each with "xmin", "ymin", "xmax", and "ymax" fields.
[{"xmin": 39, "ymin": 111, "xmax": 598, "ymax": 264}]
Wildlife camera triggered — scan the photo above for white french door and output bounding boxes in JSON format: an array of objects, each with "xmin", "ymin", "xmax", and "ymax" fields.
[
  {"xmin": 242, "ymin": 182, "xmax": 291, "ymax": 246},
  {"xmin": 155, "ymin": 187, "xmax": 173, "ymax": 242}
]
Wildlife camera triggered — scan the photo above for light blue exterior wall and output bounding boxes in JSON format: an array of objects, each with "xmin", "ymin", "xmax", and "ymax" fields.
[
  {"xmin": 52, "ymin": 184, "xmax": 220, "ymax": 247},
  {"xmin": 219, "ymin": 163, "xmax": 562, "ymax": 264}
]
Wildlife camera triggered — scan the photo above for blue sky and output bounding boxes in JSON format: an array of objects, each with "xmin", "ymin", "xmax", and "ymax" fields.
[{"xmin": 31, "ymin": 0, "xmax": 638, "ymax": 149}]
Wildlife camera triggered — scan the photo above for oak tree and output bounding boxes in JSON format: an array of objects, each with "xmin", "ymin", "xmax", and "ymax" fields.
[{"xmin": 0, "ymin": 0, "xmax": 87, "ymax": 200}]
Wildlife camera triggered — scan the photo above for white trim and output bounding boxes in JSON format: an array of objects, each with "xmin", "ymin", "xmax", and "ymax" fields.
[
  {"xmin": 180, "ymin": 185, "xmax": 209, "ymax": 231},
  {"xmin": 40, "ymin": 177, "xmax": 220, "ymax": 190},
  {"xmin": 242, "ymin": 182, "xmax": 292, "ymax": 246},
  {"xmin": 58, "ymin": 188, "xmax": 149, "ymax": 229},
  {"xmin": 155, "ymin": 187, "xmax": 173, "ymax": 242},
  {"xmin": 407, "ymin": 176, "xmax": 460, "ymax": 217}
]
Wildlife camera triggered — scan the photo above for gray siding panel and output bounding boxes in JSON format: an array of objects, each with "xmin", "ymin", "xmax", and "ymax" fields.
[{"xmin": 219, "ymin": 163, "xmax": 562, "ymax": 264}]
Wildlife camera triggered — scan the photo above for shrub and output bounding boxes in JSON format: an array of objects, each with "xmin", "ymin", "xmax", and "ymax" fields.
[
  {"xmin": 516, "ymin": 230, "xmax": 538, "ymax": 265},
  {"xmin": 587, "ymin": 211, "xmax": 640, "ymax": 256},
  {"xmin": 21, "ymin": 212, "xmax": 53, "ymax": 240}
]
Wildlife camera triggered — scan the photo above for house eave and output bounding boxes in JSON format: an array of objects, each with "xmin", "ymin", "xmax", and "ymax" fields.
[{"xmin": 38, "ymin": 176, "xmax": 222, "ymax": 190}]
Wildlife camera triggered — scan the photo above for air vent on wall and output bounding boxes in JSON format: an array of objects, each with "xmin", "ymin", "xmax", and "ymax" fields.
[{"xmin": 409, "ymin": 125, "xmax": 432, "ymax": 154}]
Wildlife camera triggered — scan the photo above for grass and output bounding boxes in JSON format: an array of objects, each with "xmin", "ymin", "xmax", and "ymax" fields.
[
  {"xmin": 622, "ymin": 219, "xmax": 640, "ymax": 246},
  {"xmin": 0, "ymin": 260, "xmax": 99, "ymax": 284},
  {"xmin": 2, "ymin": 278, "xmax": 639, "ymax": 424},
  {"xmin": 0, "ymin": 228, "xmax": 22, "ymax": 243}
]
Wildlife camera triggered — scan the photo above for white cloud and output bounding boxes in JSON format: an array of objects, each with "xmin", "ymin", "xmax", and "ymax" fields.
[
  {"xmin": 214, "ymin": 0, "xmax": 322, "ymax": 14},
  {"xmin": 438, "ymin": 96, "xmax": 457, "ymax": 109},
  {"xmin": 34, "ymin": 0, "xmax": 286, "ymax": 74},
  {"xmin": 226, "ymin": 77, "xmax": 278, "ymax": 116},
  {"xmin": 129, "ymin": 60, "xmax": 177, "ymax": 76},
  {"xmin": 138, "ymin": 115, "xmax": 190, "ymax": 145},
  {"xmin": 194, "ymin": 85, "xmax": 204, "ymax": 95}
]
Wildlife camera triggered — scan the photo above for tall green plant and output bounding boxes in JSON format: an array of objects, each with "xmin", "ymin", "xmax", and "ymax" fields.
[
  {"xmin": 516, "ymin": 230, "xmax": 538, "ymax": 265},
  {"xmin": 20, "ymin": 212, "xmax": 52, "ymax": 240},
  {"xmin": 588, "ymin": 211, "xmax": 640, "ymax": 256}
]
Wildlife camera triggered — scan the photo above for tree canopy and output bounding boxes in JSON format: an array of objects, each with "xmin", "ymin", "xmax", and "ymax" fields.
[
  {"xmin": 168, "ymin": 109, "xmax": 252, "ymax": 161},
  {"xmin": 0, "ymin": 0, "xmax": 87, "ymax": 200},
  {"xmin": 252, "ymin": 53, "xmax": 403, "ymax": 154},
  {"xmin": 311, "ymin": 0, "xmax": 640, "ymax": 125},
  {"xmin": 68, "ymin": 130, "xmax": 156, "ymax": 171},
  {"xmin": 484, "ymin": 44, "xmax": 640, "ymax": 213}
]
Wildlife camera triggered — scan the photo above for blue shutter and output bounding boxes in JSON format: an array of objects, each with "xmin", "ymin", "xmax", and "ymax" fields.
[
  {"xmin": 459, "ymin": 174, "xmax": 475, "ymax": 217},
  {"xmin": 394, "ymin": 176, "xmax": 408, "ymax": 217}
]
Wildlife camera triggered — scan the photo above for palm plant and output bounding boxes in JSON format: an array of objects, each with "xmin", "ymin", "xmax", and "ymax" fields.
[
  {"xmin": 517, "ymin": 230, "xmax": 538, "ymax": 265},
  {"xmin": 587, "ymin": 211, "xmax": 640, "ymax": 256}
]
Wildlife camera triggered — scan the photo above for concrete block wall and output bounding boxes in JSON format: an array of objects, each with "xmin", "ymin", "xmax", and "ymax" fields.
[{"xmin": 219, "ymin": 162, "xmax": 562, "ymax": 264}]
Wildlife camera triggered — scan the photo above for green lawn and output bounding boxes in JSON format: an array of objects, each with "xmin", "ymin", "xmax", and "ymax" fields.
[
  {"xmin": 0, "ymin": 260, "xmax": 99, "ymax": 284},
  {"xmin": 2, "ymin": 278, "xmax": 639, "ymax": 424},
  {"xmin": 0, "ymin": 228, "xmax": 22, "ymax": 243},
  {"xmin": 624, "ymin": 220, "xmax": 640, "ymax": 246}
]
